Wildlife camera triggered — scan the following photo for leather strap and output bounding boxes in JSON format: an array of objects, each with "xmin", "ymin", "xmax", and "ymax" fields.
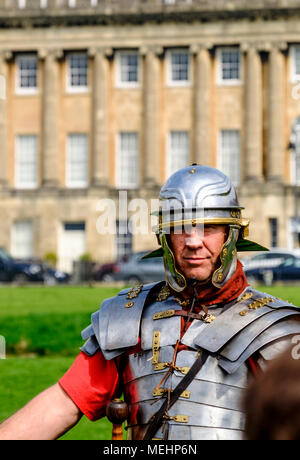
[
  {"xmin": 173, "ymin": 309, "xmax": 207, "ymax": 321},
  {"xmin": 143, "ymin": 349, "xmax": 209, "ymax": 440}
]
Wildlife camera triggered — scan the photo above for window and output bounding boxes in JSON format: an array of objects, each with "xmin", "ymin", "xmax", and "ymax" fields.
[
  {"xmin": 116, "ymin": 132, "xmax": 139, "ymax": 189},
  {"xmin": 66, "ymin": 134, "xmax": 88, "ymax": 188},
  {"xmin": 290, "ymin": 116, "xmax": 300, "ymax": 185},
  {"xmin": 218, "ymin": 130, "xmax": 241, "ymax": 186},
  {"xmin": 67, "ymin": 53, "xmax": 88, "ymax": 92},
  {"xmin": 18, "ymin": 0, "xmax": 26, "ymax": 8},
  {"xmin": 116, "ymin": 51, "xmax": 139, "ymax": 87},
  {"xmin": 217, "ymin": 47, "xmax": 241, "ymax": 84},
  {"xmin": 16, "ymin": 54, "xmax": 38, "ymax": 93},
  {"xmin": 40, "ymin": 0, "xmax": 48, "ymax": 7},
  {"xmin": 15, "ymin": 135, "xmax": 38, "ymax": 188},
  {"xmin": 167, "ymin": 49, "xmax": 190, "ymax": 85},
  {"xmin": 269, "ymin": 218, "xmax": 278, "ymax": 248},
  {"xmin": 167, "ymin": 131, "xmax": 189, "ymax": 177},
  {"xmin": 290, "ymin": 45, "xmax": 300, "ymax": 82},
  {"xmin": 11, "ymin": 221, "xmax": 34, "ymax": 259},
  {"xmin": 116, "ymin": 220, "xmax": 133, "ymax": 260}
]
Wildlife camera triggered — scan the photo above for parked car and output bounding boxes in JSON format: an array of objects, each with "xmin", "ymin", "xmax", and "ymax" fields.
[
  {"xmin": 0, "ymin": 248, "xmax": 17, "ymax": 282},
  {"xmin": 0, "ymin": 248, "xmax": 70, "ymax": 284},
  {"xmin": 92, "ymin": 255, "xmax": 129, "ymax": 282},
  {"xmin": 42, "ymin": 265, "xmax": 71, "ymax": 285},
  {"xmin": 242, "ymin": 250, "xmax": 298, "ymax": 271},
  {"xmin": 245, "ymin": 255, "xmax": 300, "ymax": 286},
  {"xmin": 113, "ymin": 251, "xmax": 165, "ymax": 284}
]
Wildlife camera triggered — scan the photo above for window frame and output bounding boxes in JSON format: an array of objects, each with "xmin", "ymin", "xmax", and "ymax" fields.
[
  {"xmin": 11, "ymin": 220, "xmax": 34, "ymax": 259},
  {"xmin": 290, "ymin": 45, "xmax": 300, "ymax": 83},
  {"xmin": 166, "ymin": 48, "xmax": 191, "ymax": 87},
  {"xmin": 115, "ymin": 50, "xmax": 140, "ymax": 88},
  {"xmin": 66, "ymin": 133, "xmax": 89, "ymax": 189},
  {"xmin": 216, "ymin": 47, "xmax": 242, "ymax": 86},
  {"xmin": 15, "ymin": 54, "xmax": 38, "ymax": 95},
  {"xmin": 166, "ymin": 130, "xmax": 190, "ymax": 178},
  {"xmin": 116, "ymin": 132, "xmax": 139, "ymax": 189},
  {"xmin": 15, "ymin": 134, "xmax": 38, "ymax": 189},
  {"xmin": 66, "ymin": 52, "xmax": 89, "ymax": 94},
  {"xmin": 115, "ymin": 220, "xmax": 133, "ymax": 260},
  {"xmin": 217, "ymin": 129, "xmax": 241, "ymax": 187}
]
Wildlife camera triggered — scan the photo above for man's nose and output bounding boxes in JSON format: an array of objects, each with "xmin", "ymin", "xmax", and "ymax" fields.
[{"xmin": 185, "ymin": 231, "xmax": 204, "ymax": 248}]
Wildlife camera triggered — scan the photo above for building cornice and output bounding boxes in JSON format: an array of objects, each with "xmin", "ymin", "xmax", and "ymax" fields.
[{"xmin": 3, "ymin": 2, "xmax": 300, "ymax": 29}]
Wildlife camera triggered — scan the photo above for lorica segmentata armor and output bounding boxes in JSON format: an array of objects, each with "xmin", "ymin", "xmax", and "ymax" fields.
[{"xmin": 81, "ymin": 282, "xmax": 300, "ymax": 440}]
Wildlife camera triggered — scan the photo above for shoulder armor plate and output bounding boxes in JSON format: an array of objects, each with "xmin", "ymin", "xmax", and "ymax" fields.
[
  {"xmin": 80, "ymin": 281, "xmax": 164, "ymax": 359},
  {"xmin": 193, "ymin": 287, "xmax": 300, "ymax": 373}
]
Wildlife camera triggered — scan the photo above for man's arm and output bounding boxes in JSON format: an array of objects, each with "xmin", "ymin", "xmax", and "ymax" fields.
[{"xmin": 0, "ymin": 383, "xmax": 82, "ymax": 440}]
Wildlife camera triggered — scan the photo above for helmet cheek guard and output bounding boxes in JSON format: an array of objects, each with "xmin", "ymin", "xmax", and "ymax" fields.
[
  {"xmin": 159, "ymin": 232, "xmax": 186, "ymax": 292},
  {"xmin": 144, "ymin": 165, "xmax": 268, "ymax": 292},
  {"xmin": 212, "ymin": 224, "xmax": 240, "ymax": 288}
]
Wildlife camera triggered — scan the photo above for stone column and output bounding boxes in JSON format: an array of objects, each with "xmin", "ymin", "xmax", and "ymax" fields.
[
  {"xmin": 192, "ymin": 44, "xmax": 212, "ymax": 166},
  {"xmin": 40, "ymin": 49, "xmax": 61, "ymax": 188},
  {"xmin": 0, "ymin": 52, "xmax": 9, "ymax": 190},
  {"xmin": 90, "ymin": 47, "xmax": 111, "ymax": 187},
  {"xmin": 244, "ymin": 44, "xmax": 263, "ymax": 182},
  {"xmin": 267, "ymin": 44, "xmax": 286, "ymax": 182},
  {"xmin": 142, "ymin": 46, "xmax": 162, "ymax": 187}
]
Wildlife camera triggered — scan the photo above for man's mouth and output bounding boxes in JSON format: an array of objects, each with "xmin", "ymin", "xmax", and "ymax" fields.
[{"xmin": 183, "ymin": 257, "xmax": 207, "ymax": 263}]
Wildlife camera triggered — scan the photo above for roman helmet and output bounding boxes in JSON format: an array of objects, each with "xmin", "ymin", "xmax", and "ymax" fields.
[{"xmin": 144, "ymin": 165, "xmax": 268, "ymax": 292}]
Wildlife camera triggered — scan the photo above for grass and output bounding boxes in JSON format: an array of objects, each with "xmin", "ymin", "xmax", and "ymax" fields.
[
  {"xmin": 0, "ymin": 283, "xmax": 299, "ymax": 440},
  {"xmin": 0, "ymin": 286, "xmax": 121, "ymax": 356},
  {"xmin": 0, "ymin": 356, "xmax": 112, "ymax": 440}
]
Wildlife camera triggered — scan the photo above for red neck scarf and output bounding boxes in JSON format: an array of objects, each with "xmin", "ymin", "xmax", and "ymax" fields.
[{"xmin": 176, "ymin": 260, "xmax": 248, "ymax": 307}]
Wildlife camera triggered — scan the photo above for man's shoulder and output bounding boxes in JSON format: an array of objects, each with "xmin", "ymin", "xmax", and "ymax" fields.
[
  {"xmin": 194, "ymin": 286, "xmax": 300, "ymax": 374},
  {"xmin": 80, "ymin": 281, "xmax": 165, "ymax": 359}
]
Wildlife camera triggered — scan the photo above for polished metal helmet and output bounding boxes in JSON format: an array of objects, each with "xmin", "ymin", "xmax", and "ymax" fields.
[{"xmin": 145, "ymin": 165, "xmax": 267, "ymax": 292}]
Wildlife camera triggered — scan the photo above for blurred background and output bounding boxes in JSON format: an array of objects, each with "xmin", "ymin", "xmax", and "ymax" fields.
[{"xmin": 1, "ymin": 0, "xmax": 300, "ymax": 440}]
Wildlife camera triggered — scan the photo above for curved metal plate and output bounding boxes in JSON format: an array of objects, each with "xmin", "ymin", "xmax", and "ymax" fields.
[
  {"xmin": 194, "ymin": 289, "xmax": 298, "ymax": 353},
  {"xmin": 220, "ymin": 309, "xmax": 300, "ymax": 362},
  {"xmin": 219, "ymin": 319, "xmax": 300, "ymax": 374}
]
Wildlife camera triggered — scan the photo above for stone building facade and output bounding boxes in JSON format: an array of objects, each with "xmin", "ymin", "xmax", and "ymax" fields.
[{"xmin": 1, "ymin": 0, "xmax": 300, "ymax": 272}]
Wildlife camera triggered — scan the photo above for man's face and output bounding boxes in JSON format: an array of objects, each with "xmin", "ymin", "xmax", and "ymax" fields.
[{"xmin": 169, "ymin": 224, "xmax": 227, "ymax": 283}]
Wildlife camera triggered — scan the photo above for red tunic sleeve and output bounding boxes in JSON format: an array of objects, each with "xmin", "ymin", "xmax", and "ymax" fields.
[{"xmin": 58, "ymin": 350, "xmax": 120, "ymax": 421}]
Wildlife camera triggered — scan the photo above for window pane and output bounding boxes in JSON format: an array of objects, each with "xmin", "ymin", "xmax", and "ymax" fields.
[
  {"xmin": 116, "ymin": 220, "xmax": 132, "ymax": 259},
  {"xmin": 18, "ymin": 55, "xmax": 37, "ymax": 89},
  {"xmin": 219, "ymin": 130, "xmax": 240, "ymax": 186},
  {"xmin": 11, "ymin": 221, "xmax": 33, "ymax": 259},
  {"xmin": 168, "ymin": 131, "xmax": 189, "ymax": 176},
  {"xmin": 294, "ymin": 47, "xmax": 300, "ymax": 77},
  {"xmin": 69, "ymin": 54, "xmax": 88, "ymax": 88},
  {"xmin": 117, "ymin": 132, "xmax": 138, "ymax": 188},
  {"xmin": 120, "ymin": 53, "xmax": 139, "ymax": 83},
  {"xmin": 171, "ymin": 51, "xmax": 189, "ymax": 82},
  {"xmin": 269, "ymin": 218, "xmax": 278, "ymax": 248},
  {"xmin": 67, "ymin": 134, "xmax": 88, "ymax": 187},
  {"xmin": 15, "ymin": 135, "xmax": 37, "ymax": 188},
  {"xmin": 221, "ymin": 49, "xmax": 240, "ymax": 81},
  {"xmin": 294, "ymin": 121, "xmax": 300, "ymax": 185}
]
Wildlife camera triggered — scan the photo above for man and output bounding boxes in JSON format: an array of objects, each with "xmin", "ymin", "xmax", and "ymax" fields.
[{"xmin": 0, "ymin": 165, "xmax": 300, "ymax": 440}]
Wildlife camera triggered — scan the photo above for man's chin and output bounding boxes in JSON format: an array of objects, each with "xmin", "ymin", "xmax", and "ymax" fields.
[{"xmin": 183, "ymin": 269, "xmax": 212, "ymax": 284}]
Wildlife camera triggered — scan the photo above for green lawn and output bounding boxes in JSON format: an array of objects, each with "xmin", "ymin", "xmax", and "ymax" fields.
[
  {"xmin": 0, "ymin": 286, "xmax": 121, "ymax": 355},
  {"xmin": 0, "ymin": 283, "xmax": 299, "ymax": 440},
  {"xmin": 0, "ymin": 356, "xmax": 112, "ymax": 440}
]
